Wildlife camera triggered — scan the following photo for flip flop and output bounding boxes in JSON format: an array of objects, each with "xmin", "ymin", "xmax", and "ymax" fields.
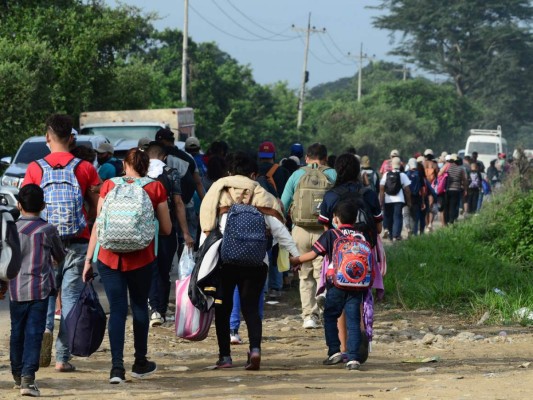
[{"xmin": 55, "ymin": 362, "xmax": 76, "ymax": 372}]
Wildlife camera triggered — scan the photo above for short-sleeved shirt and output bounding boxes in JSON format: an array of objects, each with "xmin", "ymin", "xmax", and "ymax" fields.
[
  {"xmin": 312, "ymin": 225, "xmax": 360, "ymax": 260},
  {"xmin": 24, "ymin": 152, "xmax": 100, "ymax": 240},
  {"xmin": 319, "ymin": 182, "xmax": 383, "ymax": 228},
  {"xmin": 96, "ymin": 179, "xmax": 167, "ymax": 272},
  {"xmin": 281, "ymin": 163, "xmax": 337, "ymax": 216},
  {"xmin": 380, "ymin": 170, "xmax": 411, "ymax": 204},
  {"xmin": 10, "ymin": 217, "xmax": 66, "ymax": 302}
]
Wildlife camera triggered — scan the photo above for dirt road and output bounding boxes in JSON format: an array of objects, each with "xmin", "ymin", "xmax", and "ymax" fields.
[{"xmin": 1, "ymin": 291, "xmax": 532, "ymax": 399}]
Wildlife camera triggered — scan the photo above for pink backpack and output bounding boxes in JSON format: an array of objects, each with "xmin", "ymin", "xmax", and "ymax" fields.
[
  {"xmin": 175, "ymin": 276, "xmax": 214, "ymax": 341},
  {"xmin": 436, "ymin": 171, "xmax": 449, "ymax": 196}
]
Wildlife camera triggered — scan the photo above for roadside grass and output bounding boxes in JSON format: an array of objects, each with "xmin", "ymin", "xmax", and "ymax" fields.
[{"xmin": 383, "ymin": 182, "xmax": 533, "ymax": 325}]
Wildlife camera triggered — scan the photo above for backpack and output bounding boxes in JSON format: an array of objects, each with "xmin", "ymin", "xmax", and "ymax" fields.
[
  {"xmin": 332, "ymin": 186, "xmax": 378, "ymax": 247},
  {"xmin": 0, "ymin": 207, "xmax": 22, "ymax": 281},
  {"xmin": 291, "ymin": 166, "xmax": 333, "ymax": 228},
  {"xmin": 106, "ymin": 158, "xmax": 124, "ymax": 177},
  {"xmin": 436, "ymin": 172, "xmax": 449, "ymax": 196},
  {"xmin": 361, "ymin": 169, "xmax": 378, "ymax": 192},
  {"xmin": 469, "ymin": 171, "xmax": 482, "ymax": 189},
  {"xmin": 65, "ymin": 282, "xmax": 107, "ymax": 357},
  {"xmin": 96, "ymin": 177, "xmax": 156, "ymax": 253},
  {"xmin": 37, "ymin": 158, "xmax": 86, "ymax": 238},
  {"xmin": 167, "ymin": 148, "xmax": 196, "ymax": 204},
  {"xmin": 220, "ymin": 202, "xmax": 268, "ymax": 267},
  {"xmin": 406, "ymin": 170, "xmax": 422, "ymax": 197},
  {"xmin": 156, "ymin": 166, "xmax": 177, "ymax": 223},
  {"xmin": 384, "ymin": 170, "xmax": 402, "ymax": 196},
  {"xmin": 328, "ymin": 231, "xmax": 374, "ymax": 291}
]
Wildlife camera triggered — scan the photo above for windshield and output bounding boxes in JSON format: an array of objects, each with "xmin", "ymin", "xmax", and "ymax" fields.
[
  {"xmin": 467, "ymin": 142, "xmax": 498, "ymax": 155},
  {"xmin": 14, "ymin": 142, "xmax": 50, "ymax": 164},
  {"xmin": 81, "ymin": 126, "xmax": 161, "ymax": 144}
]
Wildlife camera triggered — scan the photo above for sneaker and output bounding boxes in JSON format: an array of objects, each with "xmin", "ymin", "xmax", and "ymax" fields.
[
  {"xmin": 20, "ymin": 376, "xmax": 40, "ymax": 397},
  {"xmin": 346, "ymin": 360, "xmax": 361, "ymax": 371},
  {"xmin": 323, "ymin": 352, "xmax": 343, "ymax": 365},
  {"xmin": 268, "ymin": 289, "xmax": 281, "ymax": 299},
  {"xmin": 230, "ymin": 330, "xmax": 243, "ymax": 345},
  {"xmin": 39, "ymin": 330, "xmax": 53, "ymax": 368},
  {"xmin": 109, "ymin": 367, "xmax": 126, "ymax": 384},
  {"xmin": 215, "ymin": 356, "xmax": 233, "ymax": 369},
  {"xmin": 149, "ymin": 311, "xmax": 163, "ymax": 328},
  {"xmin": 131, "ymin": 359, "xmax": 157, "ymax": 379},
  {"xmin": 54, "ymin": 309, "xmax": 61, "ymax": 321},
  {"xmin": 13, "ymin": 374, "xmax": 21, "ymax": 389},
  {"xmin": 245, "ymin": 348, "xmax": 261, "ymax": 371},
  {"xmin": 302, "ymin": 315, "xmax": 319, "ymax": 329}
]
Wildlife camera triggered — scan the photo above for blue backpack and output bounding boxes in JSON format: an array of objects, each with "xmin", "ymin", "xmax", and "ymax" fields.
[
  {"xmin": 406, "ymin": 170, "xmax": 422, "ymax": 197},
  {"xmin": 220, "ymin": 203, "xmax": 268, "ymax": 267},
  {"xmin": 37, "ymin": 158, "xmax": 86, "ymax": 238}
]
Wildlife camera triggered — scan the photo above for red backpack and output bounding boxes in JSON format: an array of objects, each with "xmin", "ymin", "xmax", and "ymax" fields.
[{"xmin": 328, "ymin": 231, "xmax": 374, "ymax": 291}]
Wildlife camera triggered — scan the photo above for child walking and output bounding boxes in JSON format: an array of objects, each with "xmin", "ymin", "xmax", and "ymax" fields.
[
  {"xmin": 8, "ymin": 184, "xmax": 66, "ymax": 396},
  {"xmin": 290, "ymin": 199, "xmax": 371, "ymax": 371}
]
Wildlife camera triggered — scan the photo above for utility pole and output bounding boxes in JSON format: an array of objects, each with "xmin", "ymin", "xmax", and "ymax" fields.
[
  {"xmin": 181, "ymin": 0, "xmax": 189, "ymax": 105},
  {"xmin": 393, "ymin": 63, "xmax": 411, "ymax": 81},
  {"xmin": 292, "ymin": 14, "xmax": 325, "ymax": 129},
  {"xmin": 348, "ymin": 43, "xmax": 374, "ymax": 102}
]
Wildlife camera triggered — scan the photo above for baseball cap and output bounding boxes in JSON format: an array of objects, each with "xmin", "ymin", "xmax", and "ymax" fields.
[
  {"xmin": 408, "ymin": 158, "xmax": 417, "ymax": 170},
  {"xmin": 417, "ymin": 155, "xmax": 425, "ymax": 163},
  {"xmin": 445, "ymin": 154, "xmax": 452, "ymax": 161},
  {"xmin": 360, "ymin": 155, "xmax": 371, "ymax": 168},
  {"xmin": 155, "ymin": 128, "xmax": 174, "ymax": 142},
  {"xmin": 290, "ymin": 143, "xmax": 304, "ymax": 158},
  {"xmin": 258, "ymin": 141, "xmax": 276, "ymax": 158},
  {"xmin": 95, "ymin": 143, "xmax": 114, "ymax": 154},
  {"xmin": 423, "ymin": 148, "xmax": 434, "ymax": 156},
  {"xmin": 391, "ymin": 157, "xmax": 401, "ymax": 169},
  {"xmin": 450, "ymin": 153, "xmax": 458, "ymax": 161},
  {"xmin": 390, "ymin": 149, "xmax": 400, "ymax": 157},
  {"xmin": 138, "ymin": 137, "xmax": 151, "ymax": 149},
  {"xmin": 185, "ymin": 137, "xmax": 200, "ymax": 150}
]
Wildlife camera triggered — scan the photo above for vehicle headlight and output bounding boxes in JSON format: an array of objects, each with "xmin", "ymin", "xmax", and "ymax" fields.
[{"xmin": 1, "ymin": 175, "xmax": 21, "ymax": 188}]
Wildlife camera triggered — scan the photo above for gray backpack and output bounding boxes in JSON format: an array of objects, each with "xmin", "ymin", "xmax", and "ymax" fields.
[{"xmin": 96, "ymin": 177, "xmax": 156, "ymax": 253}]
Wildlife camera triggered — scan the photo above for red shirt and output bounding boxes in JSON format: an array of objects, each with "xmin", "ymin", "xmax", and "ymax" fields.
[
  {"xmin": 96, "ymin": 178, "xmax": 166, "ymax": 272},
  {"xmin": 24, "ymin": 152, "xmax": 100, "ymax": 240}
]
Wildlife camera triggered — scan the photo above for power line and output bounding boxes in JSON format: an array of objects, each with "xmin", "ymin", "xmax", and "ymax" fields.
[
  {"xmin": 297, "ymin": 34, "xmax": 347, "ymax": 66},
  {"xmin": 224, "ymin": 0, "xmax": 296, "ymax": 39},
  {"xmin": 317, "ymin": 33, "xmax": 354, "ymax": 66},
  {"xmin": 189, "ymin": 3, "xmax": 265, "ymax": 41},
  {"xmin": 325, "ymin": 30, "xmax": 351, "ymax": 59},
  {"xmin": 210, "ymin": 0, "xmax": 298, "ymax": 42}
]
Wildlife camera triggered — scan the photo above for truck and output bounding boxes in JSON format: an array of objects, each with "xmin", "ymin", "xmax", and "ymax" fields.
[
  {"xmin": 465, "ymin": 126, "xmax": 508, "ymax": 168},
  {"xmin": 79, "ymin": 108, "xmax": 195, "ymax": 158}
]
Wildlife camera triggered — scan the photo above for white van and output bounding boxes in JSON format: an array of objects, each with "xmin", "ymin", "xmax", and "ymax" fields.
[{"xmin": 465, "ymin": 126, "xmax": 507, "ymax": 168}]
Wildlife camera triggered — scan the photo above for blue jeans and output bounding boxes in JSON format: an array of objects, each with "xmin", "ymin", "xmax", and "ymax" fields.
[
  {"xmin": 98, "ymin": 260, "xmax": 154, "ymax": 368},
  {"xmin": 10, "ymin": 298, "xmax": 48, "ymax": 379},
  {"xmin": 323, "ymin": 286, "xmax": 363, "ymax": 362},
  {"xmin": 149, "ymin": 230, "xmax": 178, "ymax": 315},
  {"xmin": 230, "ymin": 285, "xmax": 265, "ymax": 331},
  {"xmin": 56, "ymin": 242, "xmax": 87, "ymax": 363},
  {"xmin": 384, "ymin": 202, "xmax": 404, "ymax": 239},
  {"xmin": 46, "ymin": 294, "xmax": 56, "ymax": 332},
  {"xmin": 268, "ymin": 246, "xmax": 282, "ymax": 291}
]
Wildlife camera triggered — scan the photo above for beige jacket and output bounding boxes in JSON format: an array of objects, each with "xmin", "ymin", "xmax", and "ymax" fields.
[{"xmin": 199, "ymin": 175, "xmax": 284, "ymax": 232}]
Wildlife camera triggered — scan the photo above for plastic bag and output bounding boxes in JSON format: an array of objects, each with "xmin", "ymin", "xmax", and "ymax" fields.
[
  {"xmin": 277, "ymin": 247, "xmax": 290, "ymax": 273},
  {"xmin": 178, "ymin": 247, "xmax": 195, "ymax": 280}
]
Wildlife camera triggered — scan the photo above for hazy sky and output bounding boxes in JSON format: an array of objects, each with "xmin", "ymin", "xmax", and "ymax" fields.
[{"xmin": 109, "ymin": 1, "xmax": 402, "ymax": 89}]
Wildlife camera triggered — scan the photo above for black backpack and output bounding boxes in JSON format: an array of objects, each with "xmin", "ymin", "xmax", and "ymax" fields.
[
  {"xmin": 331, "ymin": 186, "xmax": 378, "ymax": 247},
  {"xmin": 156, "ymin": 166, "xmax": 177, "ymax": 222},
  {"xmin": 65, "ymin": 282, "xmax": 107, "ymax": 357},
  {"xmin": 167, "ymin": 147, "xmax": 196, "ymax": 204},
  {"xmin": 0, "ymin": 207, "xmax": 22, "ymax": 281},
  {"xmin": 384, "ymin": 171, "xmax": 402, "ymax": 195}
]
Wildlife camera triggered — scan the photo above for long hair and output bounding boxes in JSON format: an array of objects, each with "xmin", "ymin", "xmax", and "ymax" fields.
[{"xmin": 333, "ymin": 153, "xmax": 360, "ymax": 188}]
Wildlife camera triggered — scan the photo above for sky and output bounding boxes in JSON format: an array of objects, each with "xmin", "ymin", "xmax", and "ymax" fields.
[{"xmin": 108, "ymin": 0, "xmax": 402, "ymax": 89}]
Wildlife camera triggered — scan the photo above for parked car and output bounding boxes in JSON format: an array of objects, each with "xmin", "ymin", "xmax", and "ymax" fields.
[{"xmin": 0, "ymin": 135, "xmax": 109, "ymax": 189}]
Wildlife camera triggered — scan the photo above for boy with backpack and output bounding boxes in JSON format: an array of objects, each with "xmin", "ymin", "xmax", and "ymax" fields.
[
  {"xmin": 8, "ymin": 184, "xmax": 66, "ymax": 396},
  {"xmin": 290, "ymin": 199, "xmax": 373, "ymax": 371}
]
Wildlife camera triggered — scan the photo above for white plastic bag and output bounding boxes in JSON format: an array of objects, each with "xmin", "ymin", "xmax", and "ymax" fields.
[{"xmin": 177, "ymin": 247, "xmax": 195, "ymax": 280}]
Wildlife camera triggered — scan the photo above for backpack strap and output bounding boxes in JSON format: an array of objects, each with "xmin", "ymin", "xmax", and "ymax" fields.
[{"xmin": 265, "ymin": 164, "xmax": 279, "ymax": 191}]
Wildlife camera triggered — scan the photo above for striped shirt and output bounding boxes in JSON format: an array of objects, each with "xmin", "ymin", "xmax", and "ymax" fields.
[
  {"xmin": 447, "ymin": 164, "xmax": 466, "ymax": 191},
  {"xmin": 9, "ymin": 217, "xmax": 66, "ymax": 302}
]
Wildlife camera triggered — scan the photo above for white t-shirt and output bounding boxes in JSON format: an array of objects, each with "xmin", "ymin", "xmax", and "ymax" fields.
[{"xmin": 380, "ymin": 170, "xmax": 411, "ymax": 204}]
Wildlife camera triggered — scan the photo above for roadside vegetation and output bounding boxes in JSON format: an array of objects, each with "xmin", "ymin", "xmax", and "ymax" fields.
[{"xmin": 384, "ymin": 163, "xmax": 533, "ymax": 325}]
